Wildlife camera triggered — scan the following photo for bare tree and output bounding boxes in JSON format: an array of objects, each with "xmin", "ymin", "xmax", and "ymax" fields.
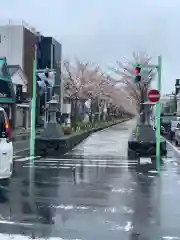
[{"xmin": 111, "ymin": 52, "xmax": 156, "ymax": 122}]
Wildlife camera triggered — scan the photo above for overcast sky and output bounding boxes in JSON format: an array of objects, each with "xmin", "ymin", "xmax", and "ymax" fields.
[{"xmin": 1, "ymin": 0, "xmax": 179, "ymax": 93}]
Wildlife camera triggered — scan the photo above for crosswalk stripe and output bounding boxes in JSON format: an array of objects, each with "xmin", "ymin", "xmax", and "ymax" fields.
[
  {"xmin": 47, "ymin": 157, "xmax": 129, "ymax": 161},
  {"xmin": 36, "ymin": 159, "xmax": 138, "ymax": 164},
  {"xmin": 13, "ymin": 155, "xmax": 22, "ymax": 159},
  {"xmin": 23, "ymin": 164, "xmax": 135, "ymax": 169},
  {"xmin": 13, "ymin": 156, "xmax": 40, "ymax": 162},
  {"xmin": 23, "ymin": 161, "xmax": 138, "ymax": 169}
]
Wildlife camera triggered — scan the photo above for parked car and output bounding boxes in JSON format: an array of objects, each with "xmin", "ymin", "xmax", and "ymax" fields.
[
  {"xmin": 0, "ymin": 107, "xmax": 13, "ymax": 185},
  {"xmin": 174, "ymin": 122, "xmax": 180, "ymax": 146},
  {"xmin": 161, "ymin": 113, "xmax": 177, "ymax": 133},
  {"xmin": 167, "ymin": 120, "xmax": 180, "ymax": 140}
]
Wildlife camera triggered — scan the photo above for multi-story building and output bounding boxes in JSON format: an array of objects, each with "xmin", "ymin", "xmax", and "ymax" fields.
[
  {"xmin": 0, "ymin": 21, "xmax": 63, "ymax": 127},
  {"xmin": 0, "ymin": 21, "xmax": 38, "ymax": 97}
]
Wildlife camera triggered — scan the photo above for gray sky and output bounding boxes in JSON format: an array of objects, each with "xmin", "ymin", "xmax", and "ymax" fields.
[{"xmin": 1, "ymin": 0, "xmax": 179, "ymax": 93}]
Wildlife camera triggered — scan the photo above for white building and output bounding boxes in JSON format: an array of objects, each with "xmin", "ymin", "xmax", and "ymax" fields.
[
  {"xmin": 8, "ymin": 65, "xmax": 28, "ymax": 93},
  {"xmin": 0, "ymin": 20, "xmax": 38, "ymax": 96},
  {"xmin": 8, "ymin": 65, "xmax": 30, "ymax": 129}
]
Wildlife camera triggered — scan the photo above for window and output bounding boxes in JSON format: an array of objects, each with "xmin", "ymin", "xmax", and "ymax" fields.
[{"xmin": 177, "ymin": 123, "xmax": 180, "ymax": 129}]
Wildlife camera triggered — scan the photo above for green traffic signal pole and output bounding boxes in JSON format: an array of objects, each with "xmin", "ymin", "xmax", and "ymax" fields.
[
  {"xmin": 136, "ymin": 56, "xmax": 162, "ymax": 172},
  {"xmin": 155, "ymin": 56, "xmax": 162, "ymax": 172},
  {"xmin": 29, "ymin": 54, "xmax": 37, "ymax": 212},
  {"xmin": 30, "ymin": 59, "xmax": 37, "ymax": 160}
]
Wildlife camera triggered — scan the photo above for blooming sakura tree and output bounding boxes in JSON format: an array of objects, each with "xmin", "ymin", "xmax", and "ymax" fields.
[
  {"xmin": 62, "ymin": 56, "xmax": 143, "ymax": 126},
  {"xmin": 62, "ymin": 59, "xmax": 101, "ymax": 126}
]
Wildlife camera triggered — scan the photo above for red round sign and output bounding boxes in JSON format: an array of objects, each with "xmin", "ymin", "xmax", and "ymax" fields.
[{"xmin": 148, "ymin": 89, "xmax": 160, "ymax": 103}]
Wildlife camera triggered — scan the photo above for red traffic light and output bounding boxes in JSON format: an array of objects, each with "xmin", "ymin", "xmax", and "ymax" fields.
[{"xmin": 134, "ymin": 66, "xmax": 141, "ymax": 74}]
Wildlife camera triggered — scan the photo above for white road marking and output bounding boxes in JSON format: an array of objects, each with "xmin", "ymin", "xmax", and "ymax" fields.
[
  {"xmin": 23, "ymin": 161, "xmax": 138, "ymax": 169},
  {"xmin": 165, "ymin": 139, "xmax": 180, "ymax": 155},
  {"xmin": 13, "ymin": 156, "xmax": 40, "ymax": 162},
  {"xmin": 14, "ymin": 148, "xmax": 29, "ymax": 153},
  {"xmin": 0, "ymin": 233, "xmax": 64, "ymax": 240},
  {"xmin": 36, "ymin": 159, "xmax": 138, "ymax": 164},
  {"xmin": 13, "ymin": 155, "xmax": 22, "ymax": 159},
  {"xmin": 0, "ymin": 220, "xmax": 32, "ymax": 226}
]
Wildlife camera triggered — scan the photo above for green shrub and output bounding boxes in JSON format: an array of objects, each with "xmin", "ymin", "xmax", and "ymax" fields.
[{"xmin": 63, "ymin": 126, "xmax": 72, "ymax": 135}]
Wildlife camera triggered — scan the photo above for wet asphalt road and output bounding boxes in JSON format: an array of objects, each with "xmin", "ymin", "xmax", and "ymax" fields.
[{"xmin": 1, "ymin": 119, "xmax": 180, "ymax": 239}]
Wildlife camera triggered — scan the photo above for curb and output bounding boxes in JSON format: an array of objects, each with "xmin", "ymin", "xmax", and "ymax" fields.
[{"xmin": 12, "ymin": 130, "xmax": 42, "ymax": 141}]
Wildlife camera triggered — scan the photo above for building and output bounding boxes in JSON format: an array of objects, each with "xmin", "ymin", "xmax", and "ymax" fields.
[
  {"xmin": 0, "ymin": 21, "xmax": 63, "ymax": 127},
  {"xmin": 0, "ymin": 21, "xmax": 38, "ymax": 97},
  {"xmin": 0, "ymin": 58, "xmax": 16, "ymax": 128},
  {"xmin": 8, "ymin": 65, "xmax": 28, "ymax": 97},
  {"xmin": 8, "ymin": 65, "xmax": 30, "ymax": 129}
]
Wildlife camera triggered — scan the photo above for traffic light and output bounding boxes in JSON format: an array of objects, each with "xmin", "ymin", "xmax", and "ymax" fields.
[
  {"xmin": 134, "ymin": 65, "xmax": 141, "ymax": 82},
  {"xmin": 134, "ymin": 66, "xmax": 141, "ymax": 74},
  {"xmin": 134, "ymin": 75, "xmax": 141, "ymax": 82}
]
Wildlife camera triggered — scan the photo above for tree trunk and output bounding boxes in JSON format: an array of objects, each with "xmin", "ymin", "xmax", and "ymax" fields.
[{"xmin": 72, "ymin": 97, "xmax": 78, "ymax": 130}]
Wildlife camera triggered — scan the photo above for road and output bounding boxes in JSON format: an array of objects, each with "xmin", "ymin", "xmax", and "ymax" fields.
[{"xmin": 0, "ymin": 119, "xmax": 180, "ymax": 239}]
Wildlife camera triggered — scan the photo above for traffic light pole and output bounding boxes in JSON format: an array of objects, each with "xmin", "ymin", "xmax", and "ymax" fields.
[
  {"xmin": 30, "ymin": 59, "xmax": 37, "ymax": 159},
  {"xmin": 138, "ymin": 56, "xmax": 162, "ymax": 172},
  {"xmin": 155, "ymin": 56, "xmax": 162, "ymax": 172}
]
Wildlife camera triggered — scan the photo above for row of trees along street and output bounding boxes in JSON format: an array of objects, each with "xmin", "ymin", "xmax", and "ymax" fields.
[{"xmin": 61, "ymin": 52, "xmax": 156, "ymax": 130}]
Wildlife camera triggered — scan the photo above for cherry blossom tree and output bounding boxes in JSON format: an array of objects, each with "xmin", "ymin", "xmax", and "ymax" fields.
[
  {"xmin": 62, "ymin": 57, "xmax": 140, "ymax": 125},
  {"xmin": 81, "ymin": 71, "xmax": 135, "ymax": 120},
  {"xmin": 62, "ymin": 59, "xmax": 100, "ymax": 126}
]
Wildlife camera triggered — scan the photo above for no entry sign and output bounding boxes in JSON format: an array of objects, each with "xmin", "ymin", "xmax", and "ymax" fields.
[{"xmin": 148, "ymin": 89, "xmax": 160, "ymax": 103}]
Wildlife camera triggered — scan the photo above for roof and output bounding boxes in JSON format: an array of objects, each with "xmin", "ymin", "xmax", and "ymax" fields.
[{"xmin": 8, "ymin": 65, "xmax": 20, "ymax": 76}]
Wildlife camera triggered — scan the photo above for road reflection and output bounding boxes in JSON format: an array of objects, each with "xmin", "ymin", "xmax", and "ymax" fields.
[{"xmin": 130, "ymin": 169, "xmax": 161, "ymax": 239}]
